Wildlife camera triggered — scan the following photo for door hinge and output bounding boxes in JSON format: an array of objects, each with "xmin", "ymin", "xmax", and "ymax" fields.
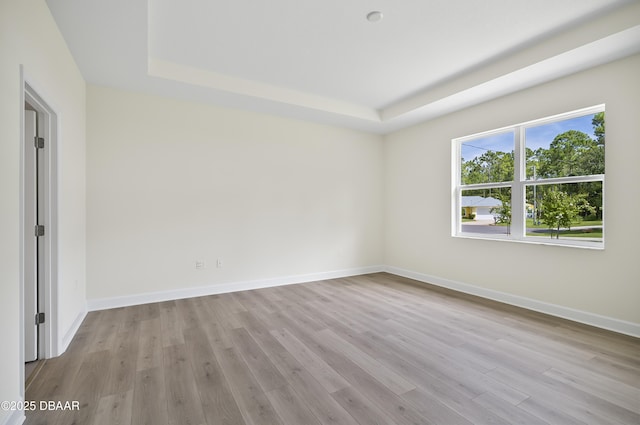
[
  {"xmin": 34, "ymin": 137, "xmax": 45, "ymax": 149},
  {"xmin": 35, "ymin": 312, "xmax": 45, "ymax": 325},
  {"xmin": 35, "ymin": 224, "xmax": 45, "ymax": 237}
]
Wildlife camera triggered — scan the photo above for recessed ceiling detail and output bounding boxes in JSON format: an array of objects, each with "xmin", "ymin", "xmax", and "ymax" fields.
[{"xmin": 46, "ymin": 0, "xmax": 640, "ymax": 133}]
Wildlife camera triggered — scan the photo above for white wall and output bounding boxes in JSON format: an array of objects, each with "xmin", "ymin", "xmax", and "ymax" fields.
[
  {"xmin": 86, "ymin": 86, "xmax": 383, "ymax": 302},
  {"xmin": 0, "ymin": 0, "xmax": 86, "ymax": 423},
  {"xmin": 384, "ymin": 54, "xmax": 640, "ymax": 326}
]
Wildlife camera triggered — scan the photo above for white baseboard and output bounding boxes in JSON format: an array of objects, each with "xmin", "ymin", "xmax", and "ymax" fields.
[
  {"xmin": 84, "ymin": 263, "xmax": 638, "ymax": 337},
  {"xmin": 87, "ymin": 265, "xmax": 384, "ymax": 311},
  {"xmin": 1, "ymin": 410, "xmax": 25, "ymax": 425},
  {"xmin": 384, "ymin": 265, "xmax": 640, "ymax": 338},
  {"xmin": 58, "ymin": 308, "xmax": 87, "ymax": 355}
]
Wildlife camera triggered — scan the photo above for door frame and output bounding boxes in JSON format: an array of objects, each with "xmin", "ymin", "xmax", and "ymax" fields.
[
  {"xmin": 23, "ymin": 108, "xmax": 39, "ymax": 363},
  {"xmin": 20, "ymin": 72, "xmax": 59, "ymax": 392}
]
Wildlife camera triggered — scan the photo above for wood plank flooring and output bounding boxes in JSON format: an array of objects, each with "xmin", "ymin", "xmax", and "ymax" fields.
[{"xmin": 24, "ymin": 273, "xmax": 640, "ymax": 425}]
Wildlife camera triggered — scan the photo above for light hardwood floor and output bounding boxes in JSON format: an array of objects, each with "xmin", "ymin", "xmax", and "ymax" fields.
[{"xmin": 25, "ymin": 273, "xmax": 640, "ymax": 425}]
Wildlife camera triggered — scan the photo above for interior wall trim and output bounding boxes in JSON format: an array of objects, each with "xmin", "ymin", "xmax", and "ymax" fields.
[
  {"xmin": 82, "ymin": 264, "xmax": 637, "ymax": 341},
  {"xmin": 384, "ymin": 265, "xmax": 640, "ymax": 338},
  {"xmin": 86, "ymin": 265, "xmax": 385, "ymax": 312},
  {"xmin": 59, "ymin": 309, "xmax": 88, "ymax": 356}
]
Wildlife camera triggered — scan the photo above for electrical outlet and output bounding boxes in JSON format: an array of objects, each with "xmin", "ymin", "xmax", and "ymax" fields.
[{"xmin": 195, "ymin": 260, "xmax": 205, "ymax": 270}]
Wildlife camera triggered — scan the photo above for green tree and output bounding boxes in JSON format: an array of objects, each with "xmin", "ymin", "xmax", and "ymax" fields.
[
  {"xmin": 587, "ymin": 112, "xmax": 605, "ymax": 219},
  {"xmin": 490, "ymin": 193, "xmax": 511, "ymax": 235},
  {"xmin": 461, "ymin": 150, "xmax": 514, "ymax": 194},
  {"xmin": 540, "ymin": 189, "xmax": 596, "ymax": 238},
  {"xmin": 537, "ymin": 130, "xmax": 602, "ymax": 178},
  {"xmin": 525, "ymin": 147, "xmax": 541, "ymax": 178},
  {"xmin": 592, "ymin": 112, "xmax": 605, "ymax": 146}
]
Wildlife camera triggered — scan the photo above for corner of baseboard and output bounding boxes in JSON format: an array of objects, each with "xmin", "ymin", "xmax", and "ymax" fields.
[
  {"xmin": 58, "ymin": 307, "xmax": 88, "ymax": 356},
  {"xmin": 383, "ymin": 265, "xmax": 640, "ymax": 338}
]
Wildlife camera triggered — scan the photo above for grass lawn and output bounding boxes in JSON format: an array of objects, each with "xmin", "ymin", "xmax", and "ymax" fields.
[
  {"xmin": 526, "ymin": 218, "xmax": 603, "ymax": 239},
  {"xmin": 527, "ymin": 229, "xmax": 603, "ymax": 238},
  {"xmin": 460, "ymin": 214, "xmax": 603, "ymax": 239},
  {"xmin": 493, "ymin": 219, "xmax": 602, "ymax": 228},
  {"xmin": 525, "ymin": 218, "xmax": 602, "ymax": 228},
  {"xmin": 486, "ymin": 217, "xmax": 603, "ymax": 238}
]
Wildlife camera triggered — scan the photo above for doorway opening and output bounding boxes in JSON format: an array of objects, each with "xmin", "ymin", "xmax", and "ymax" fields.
[{"xmin": 21, "ymin": 79, "xmax": 59, "ymax": 394}]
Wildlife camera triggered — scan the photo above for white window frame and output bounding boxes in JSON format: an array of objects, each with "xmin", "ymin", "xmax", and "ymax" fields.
[{"xmin": 452, "ymin": 105, "xmax": 605, "ymax": 249}]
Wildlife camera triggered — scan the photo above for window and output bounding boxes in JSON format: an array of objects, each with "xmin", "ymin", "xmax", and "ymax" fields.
[{"xmin": 453, "ymin": 105, "xmax": 604, "ymax": 248}]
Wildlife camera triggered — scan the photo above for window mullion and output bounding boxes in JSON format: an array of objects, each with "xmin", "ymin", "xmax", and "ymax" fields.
[
  {"xmin": 452, "ymin": 138, "xmax": 460, "ymax": 236},
  {"xmin": 511, "ymin": 126, "xmax": 525, "ymax": 238}
]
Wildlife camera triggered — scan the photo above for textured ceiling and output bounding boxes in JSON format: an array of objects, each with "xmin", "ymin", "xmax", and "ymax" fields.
[{"xmin": 46, "ymin": 0, "xmax": 640, "ymax": 133}]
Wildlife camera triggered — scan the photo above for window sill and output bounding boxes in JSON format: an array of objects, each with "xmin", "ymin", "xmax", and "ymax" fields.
[{"xmin": 453, "ymin": 233, "xmax": 604, "ymax": 250}]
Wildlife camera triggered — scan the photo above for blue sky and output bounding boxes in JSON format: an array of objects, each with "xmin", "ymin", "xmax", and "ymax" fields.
[
  {"xmin": 461, "ymin": 131, "xmax": 513, "ymax": 161},
  {"xmin": 461, "ymin": 113, "xmax": 597, "ymax": 161},
  {"xmin": 525, "ymin": 114, "xmax": 596, "ymax": 151}
]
